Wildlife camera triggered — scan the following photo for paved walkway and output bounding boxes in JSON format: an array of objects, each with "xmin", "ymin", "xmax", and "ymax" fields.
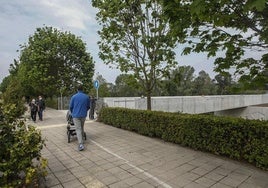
[{"xmin": 31, "ymin": 108, "xmax": 268, "ymax": 188}]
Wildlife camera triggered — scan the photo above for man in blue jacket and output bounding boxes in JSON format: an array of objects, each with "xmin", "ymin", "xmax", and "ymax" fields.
[{"xmin": 69, "ymin": 85, "xmax": 90, "ymax": 151}]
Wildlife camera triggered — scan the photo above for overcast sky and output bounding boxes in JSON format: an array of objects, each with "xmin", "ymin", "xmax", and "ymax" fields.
[{"xmin": 0, "ymin": 0, "xmax": 217, "ymax": 84}]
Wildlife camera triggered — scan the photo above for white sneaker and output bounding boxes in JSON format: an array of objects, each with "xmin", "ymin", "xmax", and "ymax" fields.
[{"xmin": 78, "ymin": 144, "xmax": 84, "ymax": 151}]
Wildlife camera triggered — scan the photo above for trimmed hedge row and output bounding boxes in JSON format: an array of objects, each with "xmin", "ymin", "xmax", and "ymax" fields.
[{"xmin": 98, "ymin": 107, "xmax": 268, "ymax": 170}]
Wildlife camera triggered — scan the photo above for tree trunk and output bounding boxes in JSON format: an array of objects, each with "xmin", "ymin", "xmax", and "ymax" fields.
[{"xmin": 146, "ymin": 92, "xmax": 151, "ymax": 110}]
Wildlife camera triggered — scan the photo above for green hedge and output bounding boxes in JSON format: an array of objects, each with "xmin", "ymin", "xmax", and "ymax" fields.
[
  {"xmin": 45, "ymin": 97, "xmax": 58, "ymax": 109},
  {"xmin": 0, "ymin": 103, "xmax": 47, "ymax": 187},
  {"xmin": 98, "ymin": 107, "xmax": 268, "ymax": 170}
]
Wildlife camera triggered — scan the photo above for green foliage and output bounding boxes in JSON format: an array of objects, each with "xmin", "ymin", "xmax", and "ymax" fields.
[
  {"xmin": 1, "ymin": 77, "xmax": 26, "ymax": 117},
  {"xmin": 214, "ymin": 73, "xmax": 232, "ymax": 95},
  {"xmin": 14, "ymin": 26, "xmax": 95, "ymax": 97},
  {"xmin": 162, "ymin": 0, "xmax": 268, "ymax": 89},
  {"xmin": 0, "ymin": 103, "xmax": 47, "ymax": 187},
  {"xmin": 89, "ymin": 74, "xmax": 112, "ymax": 98},
  {"xmin": 114, "ymin": 74, "xmax": 142, "ymax": 97},
  {"xmin": 0, "ymin": 76, "xmax": 11, "ymax": 93},
  {"xmin": 192, "ymin": 70, "xmax": 216, "ymax": 95},
  {"xmin": 92, "ymin": 0, "xmax": 178, "ymax": 109},
  {"xmin": 109, "ymin": 65, "xmax": 262, "ymax": 96},
  {"xmin": 160, "ymin": 66, "xmax": 220, "ymax": 96},
  {"xmin": 99, "ymin": 107, "xmax": 268, "ymax": 169},
  {"xmin": 45, "ymin": 97, "xmax": 58, "ymax": 109},
  {"xmin": 164, "ymin": 66, "xmax": 195, "ymax": 96}
]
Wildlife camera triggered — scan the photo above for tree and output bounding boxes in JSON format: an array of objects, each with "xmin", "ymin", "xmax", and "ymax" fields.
[
  {"xmin": 90, "ymin": 74, "xmax": 111, "ymax": 98},
  {"xmin": 92, "ymin": 0, "xmax": 177, "ymax": 110},
  {"xmin": 1, "ymin": 77, "xmax": 26, "ymax": 117},
  {"xmin": 161, "ymin": 65, "xmax": 195, "ymax": 96},
  {"xmin": 16, "ymin": 26, "xmax": 95, "ymax": 98},
  {"xmin": 193, "ymin": 70, "xmax": 215, "ymax": 95},
  {"xmin": 0, "ymin": 76, "xmax": 11, "ymax": 93},
  {"xmin": 214, "ymin": 73, "xmax": 233, "ymax": 95},
  {"xmin": 114, "ymin": 74, "xmax": 142, "ymax": 97},
  {"xmin": 172, "ymin": 65, "xmax": 195, "ymax": 95},
  {"xmin": 161, "ymin": 0, "xmax": 268, "ymax": 88},
  {"xmin": 0, "ymin": 59, "xmax": 20, "ymax": 93},
  {"xmin": 238, "ymin": 67, "xmax": 268, "ymax": 91}
]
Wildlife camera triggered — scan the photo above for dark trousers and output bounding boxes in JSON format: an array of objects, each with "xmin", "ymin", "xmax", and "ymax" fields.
[
  {"xmin": 89, "ymin": 108, "xmax": 94, "ymax": 119},
  {"xmin": 31, "ymin": 110, "xmax": 37, "ymax": 122},
  {"xmin": 38, "ymin": 108, "xmax": 44, "ymax": 120}
]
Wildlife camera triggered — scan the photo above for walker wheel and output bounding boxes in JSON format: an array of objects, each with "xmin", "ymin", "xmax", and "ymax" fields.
[{"xmin": 67, "ymin": 131, "xmax": 71, "ymax": 143}]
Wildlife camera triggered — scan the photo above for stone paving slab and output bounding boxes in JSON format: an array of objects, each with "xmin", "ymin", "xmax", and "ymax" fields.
[{"xmin": 30, "ymin": 108, "xmax": 268, "ymax": 188}]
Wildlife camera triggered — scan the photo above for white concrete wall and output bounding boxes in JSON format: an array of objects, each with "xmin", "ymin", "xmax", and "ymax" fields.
[
  {"xmin": 215, "ymin": 106, "xmax": 268, "ymax": 121},
  {"xmin": 102, "ymin": 95, "xmax": 268, "ymax": 114}
]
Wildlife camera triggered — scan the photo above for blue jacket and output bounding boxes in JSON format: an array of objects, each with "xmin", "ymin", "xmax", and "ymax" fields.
[{"xmin": 69, "ymin": 91, "xmax": 90, "ymax": 118}]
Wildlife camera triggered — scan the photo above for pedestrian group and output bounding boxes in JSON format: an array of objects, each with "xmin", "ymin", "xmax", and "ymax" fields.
[{"xmin": 29, "ymin": 95, "xmax": 46, "ymax": 123}]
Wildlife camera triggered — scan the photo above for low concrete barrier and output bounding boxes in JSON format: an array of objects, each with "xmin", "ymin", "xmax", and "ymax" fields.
[
  {"xmin": 103, "ymin": 95, "xmax": 268, "ymax": 113},
  {"xmin": 215, "ymin": 106, "xmax": 268, "ymax": 120},
  {"xmin": 58, "ymin": 95, "xmax": 268, "ymax": 120},
  {"xmin": 102, "ymin": 95, "xmax": 268, "ymax": 120}
]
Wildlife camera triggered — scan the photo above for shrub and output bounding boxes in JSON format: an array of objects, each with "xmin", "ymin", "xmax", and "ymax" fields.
[
  {"xmin": 1, "ymin": 79, "xmax": 26, "ymax": 118},
  {"xmin": 99, "ymin": 107, "xmax": 268, "ymax": 170},
  {"xmin": 45, "ymin": 97, "xmax": 58, "ymax": 109},
  {"xmin": 0, "ymin": 102, "xmax": 47, "ymax": 187}
]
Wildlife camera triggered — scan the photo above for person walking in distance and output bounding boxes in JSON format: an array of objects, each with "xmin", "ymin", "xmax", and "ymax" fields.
[
  {"xmin": 37, "ymin": 95, "xmax": 46, "ymax": 121},
  {"xmin": 89, "ymin": 95, "xmax": 96, "ymax": 120},
  {"xmin": 69, "ymin": 85, "xmax": 90, "ymax": 151},
  {"xmin": 29, "ymin": 99, "xmax": 38, "ymax": 123}
]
